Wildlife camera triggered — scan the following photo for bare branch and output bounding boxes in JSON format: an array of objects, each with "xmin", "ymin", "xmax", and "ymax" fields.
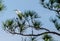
[
  {"xmin": 8, "ymin": 31, "xmax": 60, "ymax": 36},
  {"xmin": 39, "ymin": 28, "xmax": 50, "ymax": 32}
]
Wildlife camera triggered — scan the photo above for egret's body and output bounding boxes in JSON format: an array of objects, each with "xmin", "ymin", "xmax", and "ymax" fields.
[
  {"xmin": 14, "ymin": 9, "xmax": 23, "ymax": 19},
  {"xmin": 15, "ymin": 9, "xmax": 22, "ymax": 14}
]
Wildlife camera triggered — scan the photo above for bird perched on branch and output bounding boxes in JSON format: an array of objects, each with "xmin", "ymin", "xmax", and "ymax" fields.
[
  {"xmin": 14, "ymin": 9, "xmax": 24, "ymax": 20},
  {"xmin": 14, "ymin": 9, "xmax": 22, "ymax": 14}
]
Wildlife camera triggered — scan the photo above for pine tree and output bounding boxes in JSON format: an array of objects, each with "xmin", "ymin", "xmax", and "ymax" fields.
[{"xmin": 2, "ymin": 0, "xmax": 60, "ymax": 41}]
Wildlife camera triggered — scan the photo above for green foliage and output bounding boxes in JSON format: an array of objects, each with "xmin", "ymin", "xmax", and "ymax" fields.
[
  {"xmin": 17, "ymin": 20, "xmax": 25, "ymax": 32},
  {"xmin": 55, "ymin": 21, "xmax": 60, "ymax": 31},
  {"xmin": 55, "ymin": 0, "xmax": 60, "ymax": 3},
  {"xmin": 33, "ymin": 21, "xmax": 41, "ymax": 30},
  {"xmin": 51, "ymin": 18, "xmax": 57, "ymax": 23},
  {"xmin": 31, "ymin": 37, "xmax": 36, "ymax": 41},
  {"xmin": 17, "ymin": 13, "xmax": 24, "ymax": 20},
  {"xmin": 51, "ymin": 18, "xmax": 60, "ymax": 31},
  {"xmin": 49, "ymin": 0, "xmax": 55, "ymax": 5},
  {"xmin": 0, "ymin": 0, "xmax": 5, "ymax": 11},
  {"xmin": 43, "ymin": 34, "xmax": 53, "ymax": 41},
  {"xmin": 6, "ymin": 20, "xmax": 13, "ymax": 26},
  {"xmin": 24, "ymin": 11, "xmax": 29, "ymax": 17},
  {"xmin": 56, "ymin": 15, "xmax": 60, "ymax": 19},
  {"xmin": 2, "ymin": 10, "xmax": 40, "ymax": 34},
  {"xmin": 40, "ymin": 0, "xmax": 60, "ymax": 12},
  {"xmin": 24, "ymin": 11, "xmax": 39, "ymax": 18},
  {"xmin": 30, "ymin": 36, "xmax": 37, "ymax": 41},
  {"xmin": 3, "ymin": 19, "xmax": 13, "ymax": 27},
  {"xmin": 2, "ymin": 19, "xmax": 16, "ymax": 33}
]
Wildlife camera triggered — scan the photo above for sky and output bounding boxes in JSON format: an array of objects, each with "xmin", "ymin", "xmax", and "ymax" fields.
[{"xmin": 0, "ymin": 0, "xmax": 60, "ymax": 41}]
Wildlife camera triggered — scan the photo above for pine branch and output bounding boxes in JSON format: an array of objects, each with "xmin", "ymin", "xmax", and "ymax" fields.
[{"xmin": 8, "ymin": 31, "xmax": 60, "ymax": 36}]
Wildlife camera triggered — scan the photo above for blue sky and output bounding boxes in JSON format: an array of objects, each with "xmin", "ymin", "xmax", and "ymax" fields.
[{"xmin": 0, "ymin": 0, "xmax": 60, "ymax": 41}]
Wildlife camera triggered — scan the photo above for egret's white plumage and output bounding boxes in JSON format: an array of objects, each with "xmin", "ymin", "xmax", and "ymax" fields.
[{"xmin": 14, "ymin": 9, "xmax": 22, "ymax": 14}]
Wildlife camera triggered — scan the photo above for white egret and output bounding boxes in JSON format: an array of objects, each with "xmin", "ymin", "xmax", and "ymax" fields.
[
  {"xmin": 14, "ymin": 9, "xmax": 22, "ymax": 14},
  {"xmin": 14, "ymin": 9, "xmax": 23, "ymax": 19}
]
